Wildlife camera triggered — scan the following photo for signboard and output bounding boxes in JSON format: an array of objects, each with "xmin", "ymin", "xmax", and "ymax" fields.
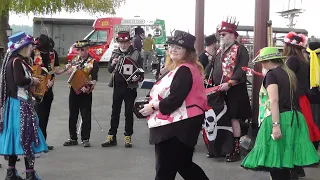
[{"xmin": 121, "ymin": 19, "xmax": 155, "ymax": 25}]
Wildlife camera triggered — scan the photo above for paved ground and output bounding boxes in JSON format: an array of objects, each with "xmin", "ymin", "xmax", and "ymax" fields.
[{"xmin": 0, "ymin": 68, "xmax": 319, "ymax": 180}]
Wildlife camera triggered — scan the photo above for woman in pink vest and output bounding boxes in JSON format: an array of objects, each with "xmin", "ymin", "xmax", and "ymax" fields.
[{"xmin": 139, "ymin": 30, "xmax": 209, "ymax": 180}]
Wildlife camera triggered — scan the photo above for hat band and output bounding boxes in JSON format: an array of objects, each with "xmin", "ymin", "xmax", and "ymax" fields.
[{"xmin": 260, "ymin": 52, "xmax": 283, "ymax": 60}]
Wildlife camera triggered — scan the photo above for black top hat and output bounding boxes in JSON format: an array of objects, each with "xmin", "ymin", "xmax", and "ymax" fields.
[
  {"xmin": 116, "ymin": 31, "xmax": 132, "ymax": 42},
  {"xmin": 204, "ymin": 34, "xmax": 217, "ymax": 46},
  {"xmin": 171, "ymin": 30, "xmax": 196, "ymax": 50},
  {"xmin": 35, "ymin": 34, "xmax": 50, "ymax": 51},
  {"xmin": 74, "ymin": 40, "xmax": 91, "ymax": 48}
]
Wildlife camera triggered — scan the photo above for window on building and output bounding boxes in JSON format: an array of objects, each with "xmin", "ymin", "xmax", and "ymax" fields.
[{"xmin": 87, "ymin": 30, "xmax": 108, "ymax": 43}]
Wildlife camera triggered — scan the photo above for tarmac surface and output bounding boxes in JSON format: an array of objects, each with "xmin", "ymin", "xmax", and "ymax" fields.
[{"xmin": 0, "ymin": 68, "xmax": 319, "ymax": 180}]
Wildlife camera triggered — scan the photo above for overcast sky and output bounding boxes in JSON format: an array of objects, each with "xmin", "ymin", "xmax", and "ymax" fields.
[{"xmin": 9, "ymin": 0, "xmax": 319, "ymax": 36}]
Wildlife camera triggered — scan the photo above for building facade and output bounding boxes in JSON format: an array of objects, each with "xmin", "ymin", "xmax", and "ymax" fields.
[{"xmin": 33, "ymin": 17, "xmax": 95, "ymax": 57}]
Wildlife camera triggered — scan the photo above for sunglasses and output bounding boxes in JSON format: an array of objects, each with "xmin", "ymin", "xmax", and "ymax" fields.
[
  {"xmin": 219, "ymin": 33, "xmax": 227, "ymax": 37},
  {"xmin": 77, "ymin": 48, "xmax": 85, "ymax": 52}
]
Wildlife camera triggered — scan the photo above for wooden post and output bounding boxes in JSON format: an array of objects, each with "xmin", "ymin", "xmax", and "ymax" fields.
[
  {"xmin": 252, "ymin": 0, "xmax": 270, "ymax": 124},
  {"xmin": 195, "ymin": 0, "xmax": 205, "ymax": 54}
]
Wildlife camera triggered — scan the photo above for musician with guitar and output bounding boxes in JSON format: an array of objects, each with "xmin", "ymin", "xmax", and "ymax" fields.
[
  {"xmin": 102, "ymin": 31, "xmax": 143, "ymax": 148},
  {"xmin": 63, "ymin": 40, "xmax": 99, "ymax": 148},
  {"xmin": 31, "ymin": 34, "xmax": 71, "ymax": 151}
]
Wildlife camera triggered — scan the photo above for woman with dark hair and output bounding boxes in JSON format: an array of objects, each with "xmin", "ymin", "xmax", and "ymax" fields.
[
  {"xmin": 283, "ymin": 32, "xmax": 320, "ymax": 178},
  {"xmin": 0, "ymin": 32, "xmax": 48, "ymax": 180},
  {"xmin": 241, "ymin": 47, "xmax": 319, "ymax": 180},
  {"xmin": 139, "ymin": 30, "xmax": 209, "ymax": 180}
]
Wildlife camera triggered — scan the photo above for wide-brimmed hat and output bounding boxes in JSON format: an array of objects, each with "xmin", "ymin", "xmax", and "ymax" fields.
[
  {"xmin": 255, "ymin": 47, "xmax": 287, "ymax": 63},
  {"xmin": 284, "ymin": 32, "xmax": 307, "ymax": 49},
  {"xmin": 170, "ymin": 30, "xmax": 196, "ymax": 50},
  {"xmin": 74, "ymin": 40, "xmax": 91, "ymax": 48},
  {"xmin": 116, "ymin": 31, "xmax": 132, "ymax": 42},
  {"xmin": 204, "ymin": 34, "xmax": 217, "ymax": 46},
  {"xmin": 34, "ymin": 34, "xmax": 51, "ymax": 52},
  {"xmin": 217, "ymin": 17, "xmax": 239, "ymax": 37},
  {"xmin": 7, "ymin": 32, "xmax": 34, "ymax": 53}
]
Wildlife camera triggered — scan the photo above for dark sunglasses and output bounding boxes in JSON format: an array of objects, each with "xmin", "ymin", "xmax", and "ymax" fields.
[
  {"xmin": 77, "ymin": 48, "xmax": 85, "ymax": 52},
  {"xmin": 219, "ymin": 33, "xmax": 227, "ymax": 37}
]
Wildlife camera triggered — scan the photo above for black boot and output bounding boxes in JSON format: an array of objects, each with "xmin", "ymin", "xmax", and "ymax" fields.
[
  {"xmin": 25, "ymin": 171, "xmax": 40, "ymax": 180},
  {"xmin": 101, "ymin": 135, "xmax": 117, "ymax": 147},
  {"xmin": 5, "ymin": 168, "xmax": 24, "ymax": 180},
  {"xmin": 226, "ymin": 138, "xmax": 241, "ymax": 162},
  {"xmin": 63, "ymin": 139, "xmax": 78, "ymax": 146}
]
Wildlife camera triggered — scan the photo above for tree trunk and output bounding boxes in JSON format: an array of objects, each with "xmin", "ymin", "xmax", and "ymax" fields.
[
  {"xmin": 0, "ymin": 10, "xmax": 9, "ymax": 47},
  {"xmin": 0, "ymin": 9, "xmax": 9, "ymax": 63}
]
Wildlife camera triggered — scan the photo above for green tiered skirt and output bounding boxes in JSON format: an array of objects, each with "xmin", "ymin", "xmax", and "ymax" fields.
[{"xmin": 241, "ymin": 111, "xmax": 319, "ymax": 170}]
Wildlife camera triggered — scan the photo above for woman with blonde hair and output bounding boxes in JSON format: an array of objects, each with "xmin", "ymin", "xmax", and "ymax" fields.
[
  {"xmin": 241, "ymin": 47, "xmax": 319, "ymax": 180},
  {"xmin": 139, "ymin": 30, "xmax": 209, "ymax": 180}
]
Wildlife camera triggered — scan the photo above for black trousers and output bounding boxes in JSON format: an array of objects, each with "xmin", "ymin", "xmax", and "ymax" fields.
[
  {"xmin": 69, "ymin": 88, "xmax": 92, "ymax": 141},
  {"xmin": 36, "ymin": 90, "xmax": 54, "ymax": 140},
  {"xmin": 155, "ymin": 137, "xmax": 209, "ymax": 180},
  {"xmin": 108, "ymin": 86, "xmax": 137, "ymax": 136},
  {"xmin": 270, "ymin": 169, "xmax": 290, "ymax": 180}
]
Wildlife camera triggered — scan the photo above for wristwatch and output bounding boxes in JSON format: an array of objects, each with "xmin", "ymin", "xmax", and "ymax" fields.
[{"xmin": 150, "ymin": 103, "xmax": 156, "ymax": 110}]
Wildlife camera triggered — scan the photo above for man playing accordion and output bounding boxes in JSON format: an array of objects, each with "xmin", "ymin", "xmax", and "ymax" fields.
[
  {"xmin": 63, "ymin": 40, "xmax": 99, "ymax": 148},
  {"xmin": 102, "ymin": 31, "xmax": 143, "ymax": 148}
]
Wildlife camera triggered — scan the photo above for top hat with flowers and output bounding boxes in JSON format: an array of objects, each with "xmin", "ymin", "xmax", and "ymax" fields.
[
  {"xmin": 170, "ymin": 30, "xmax": 196, "ymax": 50},
  {"xmin": 7, "ymin": 32, "xmax": 34, "ymax": 53},
  {"xmin": 217, "ymin": 16, "xmax": 239, "ymax": 37},
  {"xmin": 284, "ymin": 32, "xmax": 307, "ymax": 49}
]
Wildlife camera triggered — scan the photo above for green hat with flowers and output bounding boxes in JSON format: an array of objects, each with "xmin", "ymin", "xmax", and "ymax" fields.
[{"xmin": 255, "ymin": 47, "xmax": 287, "ymax": 63}]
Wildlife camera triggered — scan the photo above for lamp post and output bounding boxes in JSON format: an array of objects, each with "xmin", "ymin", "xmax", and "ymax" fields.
[{"xmin": 6, "ymin": 26, "xmax": 12, "ymax": 37}]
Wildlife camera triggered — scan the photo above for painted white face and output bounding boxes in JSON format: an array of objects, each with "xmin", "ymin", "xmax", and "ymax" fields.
[
  {"xmin": 169, "ymin": 44, "xmax": 186, "ymax": 61},
  {"xmin": 119, "ymin": 41, "xmax": 131, "ymax": 52},
  {"xmin": 26, "ymin": 44, "xmax": 33, "ymax": 57}
]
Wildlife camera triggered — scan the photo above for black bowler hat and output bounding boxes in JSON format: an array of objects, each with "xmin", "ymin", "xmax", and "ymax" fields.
[
  {"xmin": 171, "ymin": 30, "xmax": 196, "ymax": 50},
  {"xmin": 204, "ymin": 34, "xmax": 217, "ymax": 46},
  {"xmin": 74, "ymin": 40, "xmax": 91, "ymax": 48}
]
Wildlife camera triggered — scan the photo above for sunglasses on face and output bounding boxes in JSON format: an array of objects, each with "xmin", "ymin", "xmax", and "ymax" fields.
[{"xmin": 219, "ymin": 33, "xmax": 227, "ymax": 37}]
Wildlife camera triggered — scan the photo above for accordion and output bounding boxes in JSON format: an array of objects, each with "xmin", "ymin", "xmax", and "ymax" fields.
[
  {"xmin": 31, "ymin": 65, "xmax": 51, "ymax": 102},
  {"xmin": 133, "ymin": 97, "xmax": 150, "ymax": 119},
  {"xmin": 67, "ymin": 69, "xmax": 89, "ymax": 94},
  {"xmin": 119, "ymin": 57, "xmax": 144, "ymax": 82}
]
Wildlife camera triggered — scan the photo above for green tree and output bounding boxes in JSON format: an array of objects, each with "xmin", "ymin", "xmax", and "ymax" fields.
[{"xmin": 0, "ymin": 0, "xmax": 125, "ymax": 50}]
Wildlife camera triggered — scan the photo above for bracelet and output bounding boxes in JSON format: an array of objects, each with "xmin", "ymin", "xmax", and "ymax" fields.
[
  {"xmin": 227, "ymin": 81, "xmax": 233, "ymax": 87},
  {"xmin": 272, "ymin": 122, "xmax": 280, "ymax": 126}
]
